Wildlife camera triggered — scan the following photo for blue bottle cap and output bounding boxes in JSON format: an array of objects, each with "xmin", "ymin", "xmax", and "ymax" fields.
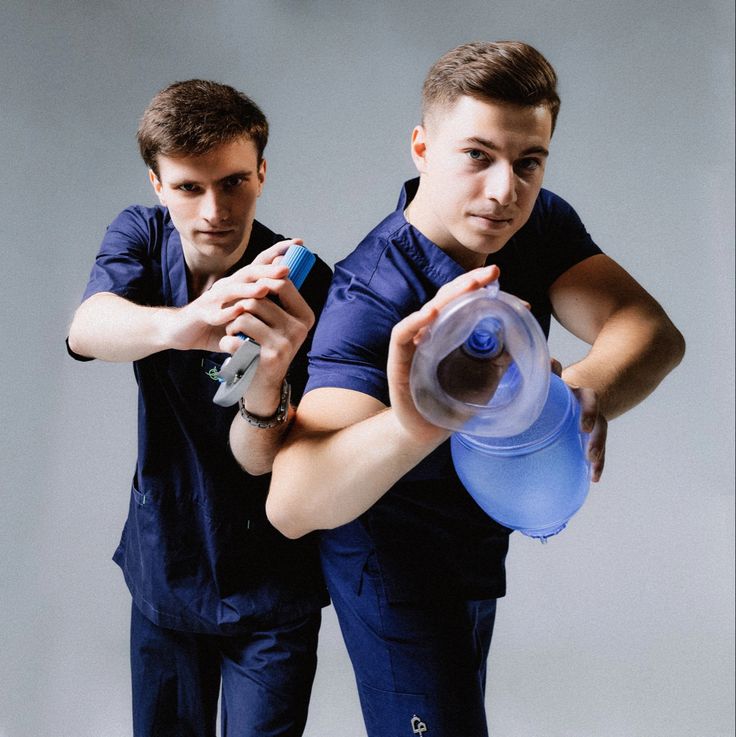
[{"xmin": 281, "ymin": 245, "xmax": 316, "ymax": 290}]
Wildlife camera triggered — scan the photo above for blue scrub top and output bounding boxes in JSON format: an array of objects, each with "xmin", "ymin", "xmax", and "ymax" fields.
[
  {"xmin": 307, "ymin": 179, "xmax": 602, "ymax": 602},
  {"xmin": 72, "ymin": 205, "xmax": 332, "ymax": 634}
]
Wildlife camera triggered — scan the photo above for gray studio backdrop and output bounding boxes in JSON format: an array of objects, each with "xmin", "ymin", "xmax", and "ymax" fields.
[{"xmin": 1, "ymin": 1, "xmax": 733, "ymax": 736}]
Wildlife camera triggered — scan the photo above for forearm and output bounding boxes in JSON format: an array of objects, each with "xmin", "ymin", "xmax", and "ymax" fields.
[
  {"xmin": 562, "ymin": 304, "xmax": 685, "ymax": 420},
  {"xmin": 229, "ymin": 404, "xmax": 295, "ymax": 476},
  {"xmin": 229, "ymin": 373, "xmax": 294, "ymax": 476},
  {"xmin": 268, "ymin": 405, "xmax": 446, "ymax": 538},
  {"xmin": 67, "ymin": 292, "xmax": 181, "ymax": 362}
]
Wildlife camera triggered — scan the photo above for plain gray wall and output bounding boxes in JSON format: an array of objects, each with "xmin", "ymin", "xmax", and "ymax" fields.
[{"xmin": 1, "ymin": 1, "xmax": 733, "ymax": 736}]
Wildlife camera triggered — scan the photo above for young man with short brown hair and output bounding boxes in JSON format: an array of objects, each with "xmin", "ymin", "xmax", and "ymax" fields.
[
  {"xmin": 266, "ymin": 41, "xmax": 684, "ymax": 736},
  {"xmin": 68, "ymin": 79, "xmax": 331, "ymax": 737}
]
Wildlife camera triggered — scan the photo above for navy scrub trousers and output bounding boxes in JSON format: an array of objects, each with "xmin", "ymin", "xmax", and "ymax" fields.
[
  {"xmin": 324, "ymin": 555, "xmax": 498, "ymax": 737},
  {"xmin": 130, "ymin": 603, "xmax": 321, "ymax": 737}
]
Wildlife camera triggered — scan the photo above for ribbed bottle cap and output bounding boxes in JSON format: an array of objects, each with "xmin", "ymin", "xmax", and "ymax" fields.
[{"xmin": 281, "ymin": 245, "xmax": 316, "ymax": 290}]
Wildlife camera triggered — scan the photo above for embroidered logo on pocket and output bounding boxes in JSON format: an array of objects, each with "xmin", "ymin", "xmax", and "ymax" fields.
[{"xmin": 411, "ymin": 715, "xmax": 428, "ymax": 735}]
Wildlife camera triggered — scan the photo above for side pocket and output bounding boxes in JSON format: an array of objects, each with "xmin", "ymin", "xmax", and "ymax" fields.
[
  {"xmin": 358, "ymin": 681, "xmax": 430, "ymax": 737},
  {"xmin": 131, "ymin": 478, "xmax": 149, "ymax": 506}
]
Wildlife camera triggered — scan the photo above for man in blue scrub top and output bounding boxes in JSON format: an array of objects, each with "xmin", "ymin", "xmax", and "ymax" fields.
[
  {"xmin": 266, "ymin": 42, "xmax": 685, "ymax": 736},
  {"xmin": 67, "ymin": 80, "xmax": 332, "ymax": 737}
]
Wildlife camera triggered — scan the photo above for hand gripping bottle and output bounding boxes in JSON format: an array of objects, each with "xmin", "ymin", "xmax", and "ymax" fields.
[
  {"xmin": 410, "ymin": 281, "xmax": 591, "ymax": 541},
  {"xmin": 213, "ymin": 244, "xmax": 316, "ymax": 406}
]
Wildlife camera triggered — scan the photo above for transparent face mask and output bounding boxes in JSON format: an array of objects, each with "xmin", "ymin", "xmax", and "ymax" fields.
[{"xmin": 410, "ymin": 281, "xmax": 551, "ymax": 437}]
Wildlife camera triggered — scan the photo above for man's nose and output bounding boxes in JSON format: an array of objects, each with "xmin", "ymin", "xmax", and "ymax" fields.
[
  {"xmin": 201, "ymin": 190, "xmax": 230, "ymax": 223},
  {"xmin": 484, "ymin": 164, "xmax": 516, "ymax": 206}
]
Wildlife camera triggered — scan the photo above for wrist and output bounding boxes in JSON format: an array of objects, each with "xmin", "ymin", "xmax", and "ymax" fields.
[
  {"xmin": 159, "ymin": 305, "xmax": 192, "ymax": 351},
  {"xmin": 238, "ymin": 380, "xmax": 291, "ymax": 429},
  {"xmin": 240, "ymin": 375, "xmax": 287, "ymax": 417},
  {"xmin": 386, "ymin": 406, "xmax": 450, "ymax": 456}
]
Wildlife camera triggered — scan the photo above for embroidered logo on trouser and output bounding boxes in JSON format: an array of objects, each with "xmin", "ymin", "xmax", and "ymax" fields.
[{"xmin": 411, "ymin": 715, "xmax": 428, "ymax": 735}]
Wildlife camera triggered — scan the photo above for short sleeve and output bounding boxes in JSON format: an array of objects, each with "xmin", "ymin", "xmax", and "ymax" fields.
[
  {"xmin": 536, "ymin": 192, "xmax": 602, "ymax": 284},
  {"xmin": 81, "ymin": 206, "xmax": 161, "ymax": 304},
  {"xmin": 305, "ymin": 263, "xmax": 401, "ymax": 406}
]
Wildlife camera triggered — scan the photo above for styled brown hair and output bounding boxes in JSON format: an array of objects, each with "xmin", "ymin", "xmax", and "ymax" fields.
[
  {"xmin": 137, "ymin": 79, "xmax": 269, "ymax": 175},
  {"xmin": 422, "ymin": 41, "xmax": 561, "ymax": 132}
]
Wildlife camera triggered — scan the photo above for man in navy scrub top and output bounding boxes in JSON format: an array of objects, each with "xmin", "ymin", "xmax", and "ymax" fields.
[
  {"xmin": 67, "ymin": 80, "xmax": 332, "ymax": 737},
  {"xmin": 265, "ymin": 42, "xmax": 685, "ymax": 737}
]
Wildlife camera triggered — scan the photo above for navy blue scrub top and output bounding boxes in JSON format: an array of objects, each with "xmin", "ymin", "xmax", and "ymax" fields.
[
  {"xmin": 70, "ymin": 205, "xmax": 332, "ymax": 634},
  {"xmin": 307, "ymin": 179, "xmax": 602, "ymax": 602}
]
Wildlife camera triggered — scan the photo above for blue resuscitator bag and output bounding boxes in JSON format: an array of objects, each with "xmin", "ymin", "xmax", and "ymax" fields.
[{"xmin": 410, "ymin": 281, "xmax": 591, "ymax": 541}]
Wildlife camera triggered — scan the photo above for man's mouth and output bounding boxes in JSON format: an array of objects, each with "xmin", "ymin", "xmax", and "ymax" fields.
[{"xmin": 469, "ymin": 213, "xmax": 513, "ymax": 228}]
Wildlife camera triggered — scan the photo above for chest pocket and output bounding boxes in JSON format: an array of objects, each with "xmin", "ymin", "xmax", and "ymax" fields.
[{"xmin": 163, "ymin": 350, "xmax": 228, "ymax": 407}]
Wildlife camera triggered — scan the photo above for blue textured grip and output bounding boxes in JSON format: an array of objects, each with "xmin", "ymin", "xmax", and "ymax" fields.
[
  {"xmin": 281, "ymin": 244, "xmax": 316, "ymax": 290},
  {"xmin": 235, "ymin": 244, "xmax": 316, "ymax": 340}
]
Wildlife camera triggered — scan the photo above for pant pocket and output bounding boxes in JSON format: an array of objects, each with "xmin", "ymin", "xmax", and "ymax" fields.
[{"xmin": 358, "ymin": 681, "xmax": 431, "ymax": 737}]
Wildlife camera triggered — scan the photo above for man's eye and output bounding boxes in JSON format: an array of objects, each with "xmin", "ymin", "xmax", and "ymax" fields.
[
  {"xmin": 178, "ymin": 183, "xmax": 198, "ymax": 192},
  {"xmin": 516, "ymin": 158, "xmax": 541, "ymax": 173},
  {"xmin": 466, "ymin": 149, "xmax": 486, "ymax": 161},
  {"xmin": 224, "ymin": 176, "xmax": 245, "ymax": 188}
]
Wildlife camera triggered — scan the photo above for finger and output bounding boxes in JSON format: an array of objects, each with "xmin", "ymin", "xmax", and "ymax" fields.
[
  {"xmin": 219, "ymin": 333, "xmax": 248, "ymax": 355},
  {"xmin": 263, "ymin": 278, "xmax": 315, "ymax": 327},
  {"xmin": 252, "ymin": 238, "xmax": 304, "ymax": 266},
  {"xmin": 587, "ymin": 416, "xmax": 608, "ymax": 482},
  {"xmin": 216, "ymin": 282, "xmax": 272, "ymax": 313},
  {"xmin": 225, "ymin": 298, "xmax": 309, "ymax": 349},
  {"xmin": 572, "ymin": 385, "xmax": 598, "ymax": 434},
  {"xmin": 391, "ymin": 265, "xmax": 498, "ymax": 353},
  {"xmin": 220, "ymin": 277, "xmax": 293, "ymax": 310},
  {"xmin": 224, "ymin": 274, "xmax": 310, "ymax": 325},
  {"xmin": 225, "ymin": 298, "xmax": 283, "ymax": 334},
  {"xmin": 225, "ymin": 311, "xmax": 305, "ymax": 369},
  {"xmin": 226, "ymin": 262, "xmax": 289, "ymax": 284},
  {"xmin": 393, "ymin": 305, "xmax": 439, "ymax": 353},
  {"xmin": 431, "ymin": 265, "xmax": 499, "ymax": 312}
]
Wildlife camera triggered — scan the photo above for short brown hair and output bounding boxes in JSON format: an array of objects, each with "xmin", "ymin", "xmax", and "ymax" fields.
[
  {"xmin": 422, "ymin": 41, "xmax": 561, "ymax": 132},
  {"xmin": 137, "ymin": 79, "xmax": 269, "ymax": 174}
]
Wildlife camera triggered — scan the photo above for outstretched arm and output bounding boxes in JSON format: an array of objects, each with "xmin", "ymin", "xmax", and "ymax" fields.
[
  {"xmin": 551, "ymin": 253, "xmax": 685, "ymax": 478},
  {"xmin": 267, "ymin": 265, "xmax": 499, "ymax": 539},
  {"xmin": 67, "ymin": 241, "xmax": 298, "ymax": 362}
]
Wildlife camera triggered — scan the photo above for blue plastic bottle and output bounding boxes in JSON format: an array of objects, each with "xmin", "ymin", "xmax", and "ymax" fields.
[{"xmin": 410, "ymin": 281, "xmax": 591, "ymax": 541}]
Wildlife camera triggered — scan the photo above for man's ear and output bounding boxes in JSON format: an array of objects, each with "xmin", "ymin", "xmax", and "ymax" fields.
[
  {"xmin": 256, "ymin": 158, "xmax": 267, "ymax": 197},
  {"xmin": 410, "ymin": 125, "xmax": 428, "ymax": 173},
  {"xmin": 149, "ymin": 169, "xmax": 165, "ymax": 204}
]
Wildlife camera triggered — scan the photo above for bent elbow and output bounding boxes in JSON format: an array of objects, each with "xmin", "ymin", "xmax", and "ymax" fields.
[
  {"xmin": 239, "ymin": 459, "xmax": 274, "ymax": 477},
  {"xmin": 265, "ymin": 493, "xmax": 313, "ymax": 540},
  {"xmin": 671, "ymin": 326, "xmax": 686, "ymax": 367},
  {"xmin": 67, "ymin": 319, "xmax": 87, "ymax": 357},
  {"xmin": 659, "ymin": 317, "xmax": 686, "ymax": 370}
]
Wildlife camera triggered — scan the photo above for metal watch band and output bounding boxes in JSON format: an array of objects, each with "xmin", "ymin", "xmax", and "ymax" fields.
[{"xmin": 238, "ymin": 380, "xmax": 291, "ymax": 429}]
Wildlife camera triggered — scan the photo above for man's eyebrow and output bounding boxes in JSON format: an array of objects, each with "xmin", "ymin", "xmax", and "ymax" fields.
[
  {"xmin": 464, "ymin": 137, "xmax": 549, "ymax": 157},
  {"xmin": 218, "ymin": 170, "xmax": 253, "ymax": 182},
  {"xmin": 168, "ymin": 170, "xmax": 254, "ymax": 187}
]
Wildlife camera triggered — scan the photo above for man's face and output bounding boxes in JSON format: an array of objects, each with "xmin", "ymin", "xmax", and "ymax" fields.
[
  {"xmin": 150, "ymin": 136, "xmax": 265, "ymax": 270},
  {"xmin": 409, "ymin": 95, "xmax": 552, "ymax": 269}
]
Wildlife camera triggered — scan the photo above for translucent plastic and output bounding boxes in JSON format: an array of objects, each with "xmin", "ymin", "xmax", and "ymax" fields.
[
  {"xmin": 410, "ymin": 282, "xmax": 591, "ymax": 540},
  {"xmin": 451, "ymin": 374, "xmax": 591, "ymax": 539},
  {"xmin": 410, "ymin": 282, "xmax": 551, "ymax": 437}
]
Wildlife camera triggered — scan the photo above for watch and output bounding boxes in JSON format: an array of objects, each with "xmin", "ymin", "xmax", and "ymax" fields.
[{"xmin": 238, "ymin": 380, "xmax": 291, "ymax": 429}]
